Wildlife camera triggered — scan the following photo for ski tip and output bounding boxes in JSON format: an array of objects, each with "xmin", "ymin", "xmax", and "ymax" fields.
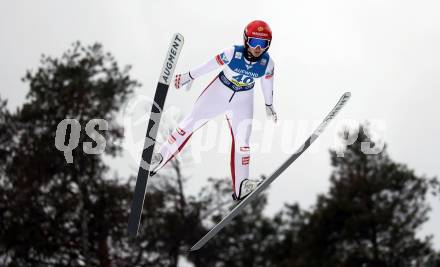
[
  {"xmin": 127, "ymin": 228, "xmax": 138, "ymax": 239},
  {"xmin": 344, "ymin": 91, "xmax": 351, "ymax": 97},
  {"xmin": 173, "ymin": 32, "xmax": 184, "ymax": 42},
  {"xmin": 189, "ymin": 245, "xmax": 201, "ymax": 252}
]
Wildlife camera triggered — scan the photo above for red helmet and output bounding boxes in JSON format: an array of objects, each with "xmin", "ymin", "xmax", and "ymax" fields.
[{"xmin": 243, "ymin": 20, "xmax": 272, "ymax": 49}]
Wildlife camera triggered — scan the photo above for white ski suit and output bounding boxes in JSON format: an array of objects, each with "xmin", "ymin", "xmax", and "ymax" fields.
[{"xmin": 154, "ymin": 45, "xmax": 275, "ymax": 195}]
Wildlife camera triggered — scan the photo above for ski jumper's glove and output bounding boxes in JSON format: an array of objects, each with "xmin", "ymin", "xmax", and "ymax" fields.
[
  {"xmin": 174, "ymin": 72, "xmax": 194, "ymax": 90},
  {"xmin": 265, "ymin": 104, "xmax": 277, "ymax": 123}
]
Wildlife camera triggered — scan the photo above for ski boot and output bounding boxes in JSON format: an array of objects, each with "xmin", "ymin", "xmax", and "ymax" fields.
[
  {"xmin": 232, "ymin": 178, "xmax": 263, "ymax": 201},
  {"xmin": 149, "ymin": 153, "xmax": 163, "ymax": 177}
]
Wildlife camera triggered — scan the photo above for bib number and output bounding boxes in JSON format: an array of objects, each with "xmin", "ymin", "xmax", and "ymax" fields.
[{"xmin": 232, "ymin": 74, "xmax": 254, "ymax": 85}]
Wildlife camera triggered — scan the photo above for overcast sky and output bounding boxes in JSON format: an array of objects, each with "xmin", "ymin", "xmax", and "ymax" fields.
[{"xmin": 1, "ymin": 0, "xmax": 439, "ymax": 249}]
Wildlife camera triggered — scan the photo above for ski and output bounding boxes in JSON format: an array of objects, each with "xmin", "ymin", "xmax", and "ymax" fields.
[
  {"xmin": 128, "ymin": 33, "xmax": 184, "ymax": 237},
  {"xmin": 190, "ymin": 92, "xmax": 351, "ymax": 251}
]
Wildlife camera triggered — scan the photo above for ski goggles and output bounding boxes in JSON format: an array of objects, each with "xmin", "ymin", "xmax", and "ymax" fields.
[{"xmin": 247, "ymin": 37, "xmax": 270, "ymax": 49}]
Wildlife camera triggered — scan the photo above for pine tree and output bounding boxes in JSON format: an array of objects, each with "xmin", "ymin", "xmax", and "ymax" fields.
[
  {"xmin": 289, "ymin": 124, "xmax": 436, "ymax": 267},
  {"xmin": 0, "ymin": 42, "xmax": 138, "ymax": 266}
]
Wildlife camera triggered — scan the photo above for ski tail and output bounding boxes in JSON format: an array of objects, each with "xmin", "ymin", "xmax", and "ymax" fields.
[
  {"xmin": 189, "ymin": 91, "xmax": 351, "ymax": 251},
  {"xmin": 127, "ymin": 33, "xmax": 184, "ymax": 237}
]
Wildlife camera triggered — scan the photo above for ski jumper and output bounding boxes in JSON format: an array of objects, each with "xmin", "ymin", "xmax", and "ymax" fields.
[{"xmin": 155, "ymin": 45, "xmax": 275, "ymax": 195}]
